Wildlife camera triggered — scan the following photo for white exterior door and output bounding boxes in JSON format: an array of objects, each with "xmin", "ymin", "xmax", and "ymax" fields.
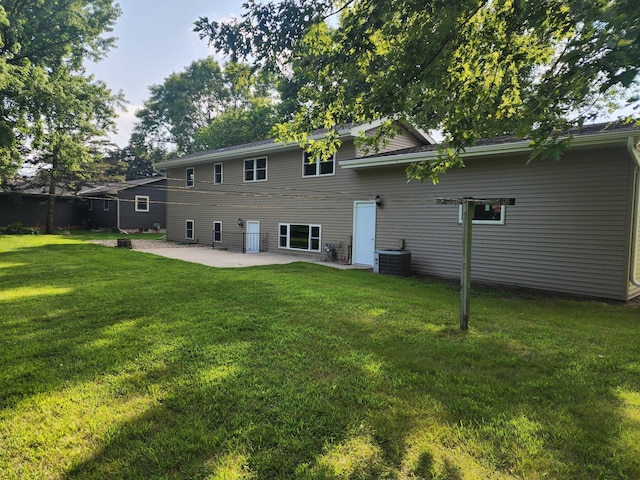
[
  {"xmin": 353, "ymin": 201, "xmax": 376, "ymax": 265},
  {"xmin": 246, "ymin": 220, "xmax": 260, "ymax": 253}
]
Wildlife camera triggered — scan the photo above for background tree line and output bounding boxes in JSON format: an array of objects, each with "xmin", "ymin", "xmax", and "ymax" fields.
[{"xmin": 1, "ymin": 0, "xmax": 638, "ymax": 233}]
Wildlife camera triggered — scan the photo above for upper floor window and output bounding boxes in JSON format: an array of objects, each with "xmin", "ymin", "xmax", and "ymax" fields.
[
  {"xmin": 186, "ymin": 167, "xmax": 195, "ymax": 188},
  {"xmin": 458, "ymin": 203, "xmax": 506, "ymax": 225},
  {"xmin": 135, "ymin": 195, "xmax": 150, "ymax": 212},
  {"xmin": 303, "ymin": 152, "xmax": 335, "ymax": 177},
  {"xmin": 214, "ymin": 163, "xmax": 223, "ymax": 185},
  {"xmin": 244, "ymin": 157, "xmax": 267, "ymax": 182}
]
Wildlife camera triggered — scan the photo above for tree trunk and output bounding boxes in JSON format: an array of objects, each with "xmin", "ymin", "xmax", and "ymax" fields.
[{"xmin": 45, "ymin": 173, "xmax": 56, "ymax": 234}]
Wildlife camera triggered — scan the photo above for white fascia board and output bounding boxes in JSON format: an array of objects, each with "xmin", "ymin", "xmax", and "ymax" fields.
[{"xmin": 339, "ymin": 130, "xmax": 637, "ymax": 169}]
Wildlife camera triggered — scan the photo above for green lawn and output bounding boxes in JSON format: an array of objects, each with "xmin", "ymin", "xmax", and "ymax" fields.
[{"xmin": 1, "ymin": 235, "xmax": 639, "ymax": 479}]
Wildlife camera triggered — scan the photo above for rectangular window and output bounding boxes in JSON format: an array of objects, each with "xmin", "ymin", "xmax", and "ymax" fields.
[
  {"xmin": 244, "ymin": 157, "xmax": 267, "ymax": 182},
  {"xmin": 88, "ymin": 200, "xmax": 92, "ymax": 211},
  {"xmin": 458, "ymin": 204, "xmax": 506, "ymax": 225},
  {"xmin": 185, "ymin": 219, "xmax": 195, "ymax": 240},
  {"xmin": 278, "ymin": 223, "xmax": 321, "ymax": 251},
  {"xmin": 186, "ymin": 167, "xmax": 195, "ymax": 188},
  {"xmin": 302, "ymin": 152, "xmax": 335, "ymax": 177},
  {"xmin": 213, "ymin": 221, "xmax": 222, "ymax": 243},
  {"xmin": 214, "ymin": 163, "xmax": 223, "ymax": 185},
  {"xmin": 103, "ymin": 199, "xmax": 110, "ymax": 211},
  {"xmin": 135, "ymin": 195, "xmax": 150, "ymax": 212}
]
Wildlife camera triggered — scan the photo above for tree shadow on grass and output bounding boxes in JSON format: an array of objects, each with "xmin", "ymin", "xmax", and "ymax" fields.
[{"xmin": 3, "ymin": 244, "xmax": 639, "ymax": 478}]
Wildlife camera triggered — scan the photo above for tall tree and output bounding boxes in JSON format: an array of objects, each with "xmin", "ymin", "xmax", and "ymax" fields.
[
  {"xmin": 26, "ymin": 66, "xmax": 121, "ymax": 233},
  {"xmin": 1, "ymin": 1, "xmax": 122, "ymax": 233},
  {"xmin": 99, "ymin": 146, "xmax": 158, "ymax": 181},
  {"xmin": 196, "ymin": 0, "xmax": 640, "ymax": 182},
  {"xmin": 131, "ymin": 59, "xmax": 279, "ymax": 157},
  {"xmin": 0, "ymin": 0, "xmax": 121, "ymax": 182}
]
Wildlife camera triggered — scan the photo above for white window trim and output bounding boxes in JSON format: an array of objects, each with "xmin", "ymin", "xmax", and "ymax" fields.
[
  {"xmin": 185, "ymin": 219, "xmax": 195, "ymax": 240},
  {"xmin": 135, "ymin": 195, "xmax": 150, "ymax": 212},
  {"xmin": 213, "ymin": 221, "xmax": 222, "ymax": 243},
  {"xmin": 186, "ymin": 167, "xmax": 195, "ymax": 188},
  {"xmin": 213, "ymin": 163, "xmax": 223, "ymax": 185},
  {"xmin": 458, "ymin": 204, "xmax": 506, "ymax": 225},
  {"xmin": 302, "ymin": 152, "xmax": 336, "ymax": 177},
  {"xmin": 278, "ymin": 223, "xmax": 322, "ymax": 252},
  {"xmin": 243, "ymin": 156, "xmax": 268, "ymax": 183}
]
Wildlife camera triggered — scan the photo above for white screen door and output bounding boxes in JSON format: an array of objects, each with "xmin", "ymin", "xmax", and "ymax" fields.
[
  {"xmin": 246, "ymin": 220, "xmax": 260, "ymax": 253},
  {"xmin": 353, "ymin": 201, "xmax": 376, "ymax": 265}
]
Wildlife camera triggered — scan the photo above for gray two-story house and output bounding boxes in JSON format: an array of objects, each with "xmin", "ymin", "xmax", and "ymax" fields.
[{"xmin": 155, "ymin": 122, "xmax": 640, "ymax": 301}]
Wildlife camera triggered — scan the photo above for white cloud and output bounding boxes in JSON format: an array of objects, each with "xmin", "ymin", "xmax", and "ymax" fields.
[{"xmin": 107, "ymin": 104, "xmax": 142, "ymax": 148}]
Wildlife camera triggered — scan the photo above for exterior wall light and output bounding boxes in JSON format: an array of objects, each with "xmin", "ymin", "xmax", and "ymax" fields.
[
  {"xmin": 238, "ymin": 218, "xmax": 244, "ymax": 227},
  {"xmin": 375, "ymin": 195, "xmax": 383, "ymax": 208}
]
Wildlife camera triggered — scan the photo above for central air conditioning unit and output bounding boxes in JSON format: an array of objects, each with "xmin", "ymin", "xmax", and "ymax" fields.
[{"xmin": 374, "ymin": 250, "xmax": 411, "ymax": 276}]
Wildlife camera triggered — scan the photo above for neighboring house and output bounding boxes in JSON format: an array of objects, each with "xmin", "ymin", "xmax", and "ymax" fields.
[
  {"xmin": 0, "ymin": 184, "xmax": 87, "ymax": 229},
  {"xmin": 155, "ymin": 121, "xmax": 640, "ymax": 301},
  {"xmin": 78, "ymin": 177, "xmax": 167, "ymax": 231}
]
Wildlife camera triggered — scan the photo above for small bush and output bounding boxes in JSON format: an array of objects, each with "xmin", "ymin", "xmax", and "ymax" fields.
[{"xmin": 1, "ymin": 222, "xmax": 40, "ymax": 235}]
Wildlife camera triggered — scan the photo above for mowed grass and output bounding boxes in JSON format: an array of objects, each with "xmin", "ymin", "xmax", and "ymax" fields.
[{"xmin": 1, "ymin": 235, "xmax": 639, "ymax": 480}]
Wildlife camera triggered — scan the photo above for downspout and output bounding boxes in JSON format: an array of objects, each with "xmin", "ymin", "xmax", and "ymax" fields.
[
  {"xmin": 108, "ymin": 194, "xmax": 127, "ymax": 235},
  {"xmin": 627, "ymin": 136, "xmax": 640, "ymax": 288}
]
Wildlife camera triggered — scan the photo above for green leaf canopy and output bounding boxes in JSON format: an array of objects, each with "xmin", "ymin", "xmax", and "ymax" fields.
[{"xmin": 196, "ymin": 0, "xmax": 640, "ymax": 181}]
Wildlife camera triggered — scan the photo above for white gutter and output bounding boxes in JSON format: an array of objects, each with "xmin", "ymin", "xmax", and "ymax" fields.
[{"xmin": 627, "ymin": 136, "xmax": 640, "ymax": 288}]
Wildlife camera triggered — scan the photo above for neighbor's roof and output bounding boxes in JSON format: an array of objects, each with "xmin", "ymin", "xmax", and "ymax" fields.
[
  {"xmin": 339, "ymin": 121, "xmax": 640, "ymax": 169},
  {"xmin": 77, "ymin": 176, "xmax": 165, "ymax": 197},
  {"xmin": 154, "ymin": 120, "xmax": 435, "ymax": 170},
  {"xmin": 1, "ymin": 181, "xmax": 79, "ymax": 198}
]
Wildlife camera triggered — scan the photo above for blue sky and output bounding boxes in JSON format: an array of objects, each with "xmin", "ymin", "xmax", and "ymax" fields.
[{"xmin": 86, "ymin": 0, "xmax": 246, "ymax": 148}]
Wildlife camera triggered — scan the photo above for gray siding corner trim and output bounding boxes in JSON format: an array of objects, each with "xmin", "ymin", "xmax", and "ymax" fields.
[{"xmin": 628, "ymin": 136, "xmax": 640, "ymax": 298}]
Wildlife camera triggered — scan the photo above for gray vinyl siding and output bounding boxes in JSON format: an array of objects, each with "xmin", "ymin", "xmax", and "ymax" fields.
[
  {"xmin": 356, "ymin": 125, "xmax": 425, "ymax": 157},
  {"xmin": 165, "ymin": 142, "xmax": 362, "ymax": 248},
  {"xmin": 89, "ymin": 198, "xmax": 118, "ymax": 229},
  {"xmin": 370, "ymin": 145, "xmax": 635, "ymax": 300},
  {"xmin": 117, "ymin": 180, "xmax": 167, "ymax": 230},
  {"xmin": 164, "ymin": 138, "xmax": 637, "ymax": 300}
]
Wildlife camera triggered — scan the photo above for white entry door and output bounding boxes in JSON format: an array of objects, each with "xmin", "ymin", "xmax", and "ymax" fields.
[
  {"xmin": 353, "ymin": 201, "xmax": 376, "ymax": 265},
  {"xmin": 246, "ymin": 220, "xmax": 260, "ymax": 253}
]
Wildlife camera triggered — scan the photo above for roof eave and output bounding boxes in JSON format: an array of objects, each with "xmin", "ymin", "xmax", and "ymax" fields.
[
  {"xmin": 339, "ymin": 130, "xmax": 637, "ymax": 169},
  {"xmin": 154, "ymin": 126, "xmax": 371, "ymax": 170}
]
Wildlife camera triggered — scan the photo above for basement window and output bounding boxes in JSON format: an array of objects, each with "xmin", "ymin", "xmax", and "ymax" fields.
[
  {"xmin": 458, "ymin": 204, "xmax": 506, "ymax": 225},
  {"xmin": 185, "ymin": 219, "xmax": 195, "ymax": 240},
  {"xmin": 279, "ymin": 223, "xmax": 321, "ymax": 251},
  {"xmin": 213, "ymin": 221, "xmax": 222, "ymax": 243}
]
